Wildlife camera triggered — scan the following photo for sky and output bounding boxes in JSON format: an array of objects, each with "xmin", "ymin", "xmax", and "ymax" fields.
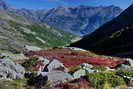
[{"xmin": 5, "ymin": 0, "xmax": 133, "ymax": 9}]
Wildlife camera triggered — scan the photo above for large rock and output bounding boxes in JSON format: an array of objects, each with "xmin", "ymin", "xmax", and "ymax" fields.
[
  {"xmin": 0, "ymin": 58, "xmax": 25, "ymax": 79},
  {"xmin": 46, "ymin": 71, "xmax": 73, "ymax": 81},
  {"xmin": 26, "ymin": 70, "xmax": 73, "ymax": 81},
  {"xmin": 46, "ymin": 59, "xmax": 69, "ymax": 72},
  {"xmin": 73, "ymin": 63, "xmax": 94, "ymax": 78},
  {"xmin": 128, "ymin": 58, "xmax": 133, "ymax": 66},
  {"xmin": 73, "ymin": 69, "xmax": 86, "ymax": 79},
  {"xmin": 117, "ymin": 58, "xmax": 133, "ymax": 70}
]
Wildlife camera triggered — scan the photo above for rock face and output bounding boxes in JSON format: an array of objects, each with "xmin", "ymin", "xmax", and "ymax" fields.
[{"xmin": 0, "ymin": 58, "xmax": 25, "ymax": 79}]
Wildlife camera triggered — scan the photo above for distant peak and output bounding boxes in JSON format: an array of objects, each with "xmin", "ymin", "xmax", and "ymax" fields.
[{"xmin": 55, "ymin": 5, "xmax": 121, "ymax": 10}]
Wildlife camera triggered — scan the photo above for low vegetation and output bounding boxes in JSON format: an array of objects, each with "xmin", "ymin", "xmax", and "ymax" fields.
[
  {"xmin": 116, "ymin": 69, "xmax": 133, "ymax": 77},
  {"xmin": 87, "ymin": 72, "xmax": 125, "ymax": 89},
  {"xmin": 0, "ymin": 79, "xmax": 27, "ymax": 89},
  {"xmin": 92, "ymin": 66, "xmax": 107, "ymax": 71},
  {"xmin": 23, "ymin": 23, "xmax": 76, "ymax": 48}
]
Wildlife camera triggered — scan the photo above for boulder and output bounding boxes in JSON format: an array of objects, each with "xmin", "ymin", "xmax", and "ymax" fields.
[
  {"xmin": 73, "ymin": 69, "xmax": 86, "ymax": 79},
  {"xmin": 128, "ymin": 58, "xmax": 133, "ymax": 66},
  {"xmin": 80, "ymin": 63, "xmax": 93, "ymax": 69},
  {"xmin": 0, "ymin": 58, "xmax": 25, "ymax": 79},
  {"xmin": 46, "ymin": 71, "xmax": 73, "ymax": 81},
  {"xmin": 25, "ymin": 71, "xmax": 73, "ymax": 81},
  {"xmin": 43, "ymin": 59, "xmax": 69, "ymax": 72},
  {"xmin": 73, "ymin": 68, "xmax": 94, "ymax": 78},
  {"xmin": 117, "ymin": 58, "xmax": 133, "ymax": 70}
]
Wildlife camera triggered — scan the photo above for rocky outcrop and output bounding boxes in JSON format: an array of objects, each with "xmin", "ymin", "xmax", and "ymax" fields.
[{"xmin": 0, "ymin": 58, "xmax": 25, "ymax": 79}]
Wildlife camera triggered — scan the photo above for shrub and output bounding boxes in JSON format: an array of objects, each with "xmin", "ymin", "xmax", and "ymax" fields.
[
  {"xmin": 86, "ymin": 72, "xmax": 125, "ymax": 89},
  {"xmin": 92, "ymin": 66, "xmax": 107, "ymax": 71},
  {"xmin": 103, "ymin": 82, "xmax": 115, "ymax": 89},
  {"xmin": 116, "ymin": 69, "xmax": 133, "ymax": 77},
  {"xmin": 27, "ymin": 74, "xmax": 48, "ymax": 88}
]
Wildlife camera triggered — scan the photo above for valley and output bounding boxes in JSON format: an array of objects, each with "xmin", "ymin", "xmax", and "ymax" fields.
[{"xmin": 0, "ymin": 0, "xmax": 133, "ymax": 89}]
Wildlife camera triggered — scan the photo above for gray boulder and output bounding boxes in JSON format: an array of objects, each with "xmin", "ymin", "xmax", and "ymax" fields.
[
  {"xmin": 73, "ymin": 69, "xmax": 86, "ymax": 78},
  {"xmin": 47, "ymin": 71, "xmax": 73, "ymax": 81},
  {"xmin": 26, "ymin": 71, "xmax": 73, "ymax": 81},
  {"xmin": 117, "ymin": 58, "xmax": 133, "ymax": 70},
  {"xmin": 43, "ymin": 59, "xmax": 69, "ymax": 72},
  {"xmin": 128, "ymin": 58, "xmax": 133, "ymax": 67},
  {"xmin": 0, "ymin": 58, "xmax": 25, "ymax": 79}
]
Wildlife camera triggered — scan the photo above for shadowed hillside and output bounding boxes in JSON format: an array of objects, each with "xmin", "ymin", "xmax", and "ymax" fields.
[{"xmin": 70, "ymin": 4, "xmax": 133, "ymax": 58}]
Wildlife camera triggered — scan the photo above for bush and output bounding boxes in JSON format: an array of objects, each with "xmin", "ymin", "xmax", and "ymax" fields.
[
  {"xmin": 92, "ymin": 66, "xmax": 107, "ymax": 71},
  {"xmin": 116, "ymin": 69, "xmax": 133, "ymax": 77},
  {"xmin": 27, "ymin": 74, "xmax": 48, "ymax": 88},
  {"xmin": 103, "ymin": 82, "xmax": 115, "ymax": 89},
  {"xmin": 87, "ymin": 72, "xmax": 125, "ymax": 89}
]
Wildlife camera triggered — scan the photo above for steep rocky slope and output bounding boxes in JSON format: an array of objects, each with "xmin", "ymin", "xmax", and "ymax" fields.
[{"xmin": 70, "ymin": 4, "xmax": 133, "ymax": 58}]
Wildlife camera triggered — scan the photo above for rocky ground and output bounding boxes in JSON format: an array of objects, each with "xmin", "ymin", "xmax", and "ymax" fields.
[{"xmin": 0, "ymin": 47, "xmax": 133, "ymax": 89}]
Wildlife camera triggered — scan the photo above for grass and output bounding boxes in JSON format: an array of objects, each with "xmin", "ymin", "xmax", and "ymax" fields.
[
  {"xmin": 92, "ymin": 66, "xmax": 107, "ymax": 71},
  {"xmin": 87, "ymin": 72, "xmax": 125, "ymax": 89},
  {"xmin": 9, "ymin": 21, "xmax": 76, "ymax": 49},
  {"xmin": 0, "ymin": 78, "xmax": 27, "ymax": 89}
]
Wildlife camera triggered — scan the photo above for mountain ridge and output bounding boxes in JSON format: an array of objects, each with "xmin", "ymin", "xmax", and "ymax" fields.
[
  {"xmin": 12, "ymin": 5, "xmax": 122, "ymax": 35},
  {"xmin": 70, "ymin": 4, "xmax": 133, "ymax": 58}
]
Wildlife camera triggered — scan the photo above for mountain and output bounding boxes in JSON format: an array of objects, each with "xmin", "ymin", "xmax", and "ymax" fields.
[
  {"xmin": 0, "ymin": 1, "xmax": 76, "ymax": 53},
  {"xmin": 41, "ymin": 5, "xmax": 122, "ymax": 35},
  {"xmin": 0, "ymin": 0, "xmax": 122, "ymax": 53},
  {"xmin": 70, "ymin": 4, "xmax": 133, "ymax": 58},
  {"xmin": 14, "ymin": 5, "xmax": 122, "ymax": 35}
]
